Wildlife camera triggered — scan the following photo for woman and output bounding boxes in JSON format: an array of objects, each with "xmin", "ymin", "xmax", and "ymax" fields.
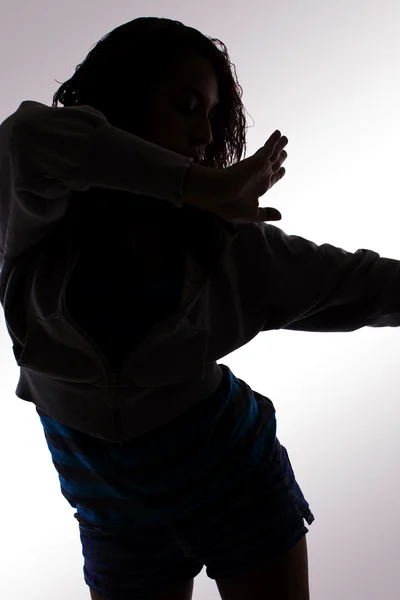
[{"xmin": 0, "ymin": 16, "xmax": 313, "ymax": 600}]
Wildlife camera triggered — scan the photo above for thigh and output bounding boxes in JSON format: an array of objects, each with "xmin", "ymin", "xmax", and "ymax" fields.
[
  {"xmin": 215, "ymin": 535, "xmax": 310, "ymax": 600},
  {"xmin": 169, "ymin": 437, "xmax": 315, "ymax": 585},
  {"xmin": 89, "ymin": 578, "xmax": 195, "ymax": 600},
  {"xmin": 76, "ymin": 515, "xmax": 203, "ymax": 599}
]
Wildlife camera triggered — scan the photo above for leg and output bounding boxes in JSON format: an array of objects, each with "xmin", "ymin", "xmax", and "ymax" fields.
[
  {"xmin": 215, "ymin": 535, "xmax": 310, "ymax": 600},
  {"xmin": 89, "ymin": 577, "xmax": 195, "ymax": 600}
]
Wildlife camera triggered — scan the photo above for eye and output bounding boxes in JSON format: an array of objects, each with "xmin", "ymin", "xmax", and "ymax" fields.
[
  {"xmin": 178, "ymin": 103, "xmax": 194, "ymax": 115},
  {"xmin": 177, "ymin": 99, "xmax": 197, "ymax": 115},
  {"xmin": 177, "ymin": 100, "xmax": 217, "ymax": 122}
]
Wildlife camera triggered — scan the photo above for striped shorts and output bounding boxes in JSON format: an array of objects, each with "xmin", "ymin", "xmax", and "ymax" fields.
[{"xmin": 37, "ymin": 364, "xmax": 314, "ymax": 599}]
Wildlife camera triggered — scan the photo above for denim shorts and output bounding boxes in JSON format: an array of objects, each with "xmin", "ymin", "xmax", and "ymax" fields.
[{"xmin": 37, "ymin": 364, "xmax": 315, "ymax": 600}]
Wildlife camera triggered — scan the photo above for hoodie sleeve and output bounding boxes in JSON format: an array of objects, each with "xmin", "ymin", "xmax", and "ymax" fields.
[
  {"xmin": 0, "ymin": 100, "xmax": 193, "ymax": 265},
  {"xmin": 258, "ymin": 223, "xmax": 400, "ymax": 333}
]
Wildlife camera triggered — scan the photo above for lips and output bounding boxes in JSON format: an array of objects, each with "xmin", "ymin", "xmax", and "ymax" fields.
[{"xmin": 186, "ymin": 150, "xmax": 205, "ymax": 163}]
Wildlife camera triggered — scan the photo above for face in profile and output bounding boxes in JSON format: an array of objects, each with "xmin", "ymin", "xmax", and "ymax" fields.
[{"xmin": 138, "ymin": 54, "xmax": 220, "ymax": 164}]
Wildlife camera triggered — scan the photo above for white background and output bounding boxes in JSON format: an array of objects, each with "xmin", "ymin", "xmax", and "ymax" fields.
[{"xmin": 1, "ymin": 0, "xmax": 400, "ymax": 598}]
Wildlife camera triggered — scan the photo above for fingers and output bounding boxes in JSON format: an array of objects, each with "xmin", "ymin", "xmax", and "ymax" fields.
[
  {"xmin": 263, "ymin": 131, "xmax": 282, "ymax": 158},
  {"xmin": 265, "ymin": 131, "xmax": 287, "ymax": 151},
  {"xmin": 270, "ymin": 139, "xmax": 288, "ymax": 182},
  {"xmin": 271, "ymin": 137, "xmax": 288, "ymax": 162},
  {"xmin": 265, "ymin": 130, "xmax": 282, "ymax": 148},
  {"xmin": 263, "ymin": 132, "xmax": 288, "ymax": 171},
  {"xmin": 271, "ymin": 150, "xmax": 288, "ymax": 172},
  {"xmin": 273, "ymin": 167, "xmax": 286, "ymax": 183}
]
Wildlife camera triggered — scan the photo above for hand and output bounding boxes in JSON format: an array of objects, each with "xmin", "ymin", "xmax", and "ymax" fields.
[{"xmin": 183, "ymin": 131, "xmax": 288, "ymax": 224}]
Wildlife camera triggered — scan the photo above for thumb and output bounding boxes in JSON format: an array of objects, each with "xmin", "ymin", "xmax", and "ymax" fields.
[{"xmin": 259, "ymin": 207, "xmax": 282, "ymax": 222}]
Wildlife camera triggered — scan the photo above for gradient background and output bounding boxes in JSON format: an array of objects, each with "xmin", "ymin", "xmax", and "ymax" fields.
[{"xmin": 1, "ymin": 1, "xmax": 400, "ymax": 598}]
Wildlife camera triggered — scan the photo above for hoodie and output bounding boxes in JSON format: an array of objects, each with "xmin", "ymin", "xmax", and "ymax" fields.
[{"xmin": 1, "ymin": 100, "xmax": 399, "ymax": 442}]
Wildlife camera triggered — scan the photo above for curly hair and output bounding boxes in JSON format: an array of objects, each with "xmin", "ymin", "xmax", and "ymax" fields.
[{"xmin": 52, "ymin": 16, "xmax": 252, "ymax": 170}]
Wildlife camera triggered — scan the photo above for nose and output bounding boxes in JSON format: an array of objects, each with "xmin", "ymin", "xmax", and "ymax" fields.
[{"xmin": 192, "ymin": 119, "xmax": 214, "ymax": 157}]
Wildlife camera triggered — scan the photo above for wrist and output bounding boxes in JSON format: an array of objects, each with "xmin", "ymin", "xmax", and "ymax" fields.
[{"xmin": 182, "ymin": 163, "xmax": 215, "ymax": 209}]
